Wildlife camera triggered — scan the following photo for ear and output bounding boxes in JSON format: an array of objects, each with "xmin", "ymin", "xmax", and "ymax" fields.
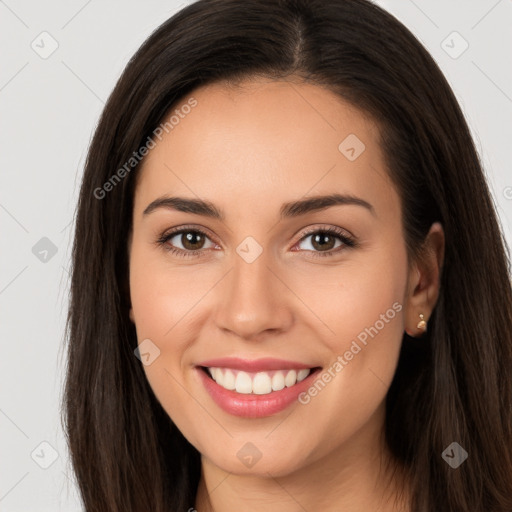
[{"xmin": 404, "ymin": 222, "xmax": 445, "ymax": 336}]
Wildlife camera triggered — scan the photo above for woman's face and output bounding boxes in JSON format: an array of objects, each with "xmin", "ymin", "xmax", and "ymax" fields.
[{"xmin": 129, "ymin": 78, "xmax": 420, "ymax": 477}]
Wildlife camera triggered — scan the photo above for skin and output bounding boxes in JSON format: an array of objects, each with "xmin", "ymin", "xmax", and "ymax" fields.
[{"xmin": 128, "ymin": 77, "xmax": 445, "ymax": 512}]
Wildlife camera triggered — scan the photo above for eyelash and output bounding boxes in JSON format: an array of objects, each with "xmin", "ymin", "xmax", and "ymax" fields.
[{"xmin": 156, "ymin": 225, "xmax": 357, "ymax": 259}]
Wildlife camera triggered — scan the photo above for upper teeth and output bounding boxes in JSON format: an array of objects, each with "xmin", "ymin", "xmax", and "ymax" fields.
[{"xmin": 207, "ymin": 367, "xmax": 311, "ymax": 394}]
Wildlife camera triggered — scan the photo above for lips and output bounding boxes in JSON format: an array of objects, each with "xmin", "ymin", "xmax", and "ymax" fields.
[{"xmin": 195, "ymin": 357, "xmax": 322, "ymax": 418}]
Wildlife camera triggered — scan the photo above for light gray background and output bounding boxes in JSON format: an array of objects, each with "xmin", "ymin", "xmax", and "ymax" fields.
[{"xmin": 1, "ymin": 1, "xmax": 511, "ymax": 510}]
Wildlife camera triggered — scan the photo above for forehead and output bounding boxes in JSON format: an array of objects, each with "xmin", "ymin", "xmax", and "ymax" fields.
[{"xmin": 134, "ymin": 78, "xmax": 397, "ymax": 221}]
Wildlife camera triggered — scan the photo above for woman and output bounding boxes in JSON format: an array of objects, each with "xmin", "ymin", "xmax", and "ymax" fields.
[{"xmin": 62, "ymin": 0, "xmax": 512, "ymax": 510}]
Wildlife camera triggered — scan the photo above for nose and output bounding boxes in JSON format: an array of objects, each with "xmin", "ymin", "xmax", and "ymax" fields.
[{"xmin": 213, "ymin": 248, "xmax": 294, "ymax": 341}]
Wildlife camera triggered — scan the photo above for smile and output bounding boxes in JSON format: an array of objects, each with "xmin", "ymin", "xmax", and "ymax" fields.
[
  {"xmin": 205, "ymin": 367, "xmax": 311, "ymax": 394},
  {"xmin": 195, "ymin": 358, "xmax": 322, "ymax": 418}
]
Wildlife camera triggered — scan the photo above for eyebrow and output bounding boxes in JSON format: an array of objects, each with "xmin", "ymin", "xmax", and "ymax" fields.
[{"xmin": 142, "ymin": 193, "xmax": 375, "ymax": 219}]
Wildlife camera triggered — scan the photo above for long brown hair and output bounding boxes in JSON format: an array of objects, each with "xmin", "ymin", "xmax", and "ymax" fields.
[{"xmin": 62, "ymin": 0, "xmax": 512, "ymax": 510}]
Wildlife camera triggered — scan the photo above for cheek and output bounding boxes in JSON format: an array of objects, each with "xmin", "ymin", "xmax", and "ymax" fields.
[
  {"xmin": 129, "ymin": 242, "xmax": 204, "ymax": 440},
  {"xmin": 129, "ymin": 238, "xmax": 207, "ymax": 341},
  {"xmin": 128, "ymin": 239, "xmax": 215, "ymax": 405},
  {"xmin": 293, "ymin": 242, "xmax": 407, "ymax": 418},
  {"xmin": 290, "ymin": 257, "xmax": 406, "ymax": 458},
  {"xmin": 290, "ymin": 243, "xmax": 407, "ymax": 357}
]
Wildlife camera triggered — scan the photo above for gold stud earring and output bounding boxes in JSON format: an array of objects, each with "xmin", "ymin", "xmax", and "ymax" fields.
[{"xmin": 416, "ymin": 313, "xmax": 427, "ymax": 332}]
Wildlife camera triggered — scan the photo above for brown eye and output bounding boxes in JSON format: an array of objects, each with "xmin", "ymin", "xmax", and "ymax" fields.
[
  {"xmin": 309, "ymin": 232, "xmax": 337, "ymax": 251},
  {"xmin": 179, "ymin": 231, "xmax": 207, "ymax": 250},
  {"xmin": 160, "ymin": 228, "xmax": 216, "ymax": 256},
  {"xmin": 297, "ymin": 230, "xmax": 344, "ymax": 252},
  {"xmin": 295, "ymin": 227, "xmax": 356, "ymax": 258}
]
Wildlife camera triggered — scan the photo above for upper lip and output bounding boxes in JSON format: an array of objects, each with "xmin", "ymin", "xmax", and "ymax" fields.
[{"xmin": 196, "ymin": 357, "xmax": 319, "ymax": 372}]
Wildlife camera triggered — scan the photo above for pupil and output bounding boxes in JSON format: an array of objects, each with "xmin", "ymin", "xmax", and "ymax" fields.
[
  {"xmin": 183, "ymin": 231, "xmax": 204, "ymax": 250},
  {"xmin": 312, "ymin": 233, "xmax": 334, "ymax": 251}
]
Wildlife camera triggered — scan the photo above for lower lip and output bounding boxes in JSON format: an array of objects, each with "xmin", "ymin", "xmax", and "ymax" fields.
[{"xmin": 196, "ymin": 367, "xmax": 320, "ymax": 418}]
